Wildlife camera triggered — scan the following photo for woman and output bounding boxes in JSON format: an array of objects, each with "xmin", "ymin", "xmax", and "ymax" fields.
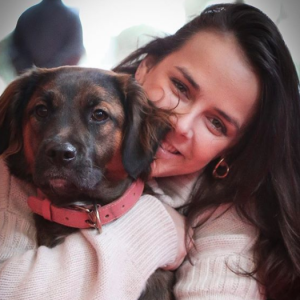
[
  {"xmin": 115, "ymin": 3, "xmax": 300, "ymax": 299},
  {"xmin": 0, "ymin": 3, "xmax": 299, "ymax": 300}
]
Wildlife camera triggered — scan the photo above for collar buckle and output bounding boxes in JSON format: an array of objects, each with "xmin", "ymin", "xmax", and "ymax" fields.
[
  {"xmin": 28, "ymin": 179, "xmax": 144, "ymax": 232},
  {"xmin": 71, "ymin": 203, "xmax": 102, "ymax": 233},
  {"xmin": 86, "ymin": 203, "xmax": 102, "ymax": 233}
]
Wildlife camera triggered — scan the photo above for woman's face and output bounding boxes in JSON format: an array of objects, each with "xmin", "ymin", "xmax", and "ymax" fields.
[{"xmin": 136, "ymin": 30, "xmax": 260, "ymax": 177}]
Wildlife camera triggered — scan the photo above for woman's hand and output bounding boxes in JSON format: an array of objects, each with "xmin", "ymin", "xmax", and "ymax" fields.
[{"xmin": 161, "ymin": 203, "xmax": 194, "ymax": 270}]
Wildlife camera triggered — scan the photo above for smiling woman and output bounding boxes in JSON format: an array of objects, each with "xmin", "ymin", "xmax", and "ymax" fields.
[{"xmin": 114, "ymin": 3, "xmax": 300, "ymax": 299}]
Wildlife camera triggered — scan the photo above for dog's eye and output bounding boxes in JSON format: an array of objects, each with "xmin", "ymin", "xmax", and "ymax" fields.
[
  {"xmin": 35, "ymin": 105, "xmax": 48, "ymax": 118},
  {"xmin": 92, "ymin": 109, "xmax": 108, "ymax": 122}
]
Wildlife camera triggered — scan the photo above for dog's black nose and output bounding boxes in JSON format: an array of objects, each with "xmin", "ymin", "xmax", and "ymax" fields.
[{"xmin": 46, "ymin": 142, "xmax": 77, "ymax": 165}]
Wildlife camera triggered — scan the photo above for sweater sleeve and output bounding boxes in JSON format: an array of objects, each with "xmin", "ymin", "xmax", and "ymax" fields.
[
  {"xmin": 0, "ymin": 160, "xmax": 178, "ymax": 300},
  {"xmin": 174, "ymin": 205, "xmax": 266, "ymax": 300}
]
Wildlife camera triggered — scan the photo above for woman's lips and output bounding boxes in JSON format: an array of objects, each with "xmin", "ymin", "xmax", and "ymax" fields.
[{"xmin": 156, "ymin": 141, "xmax": 180, "ymax": 159}]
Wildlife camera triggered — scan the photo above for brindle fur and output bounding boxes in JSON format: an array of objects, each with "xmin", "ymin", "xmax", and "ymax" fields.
[{"xmin": 0, "ymin": 66, "xmax": 174, "ymax": 300}]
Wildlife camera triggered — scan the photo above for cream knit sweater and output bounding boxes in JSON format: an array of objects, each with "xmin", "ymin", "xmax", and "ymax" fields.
[{"xmin": 0, "ymin": 158, "xmax": 265, "ymax": 300}]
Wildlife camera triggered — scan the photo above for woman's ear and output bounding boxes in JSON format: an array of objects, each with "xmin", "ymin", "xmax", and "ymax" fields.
[{"xmin": 135, "ymin": 55, "xmax": 155, "ymax": 84}]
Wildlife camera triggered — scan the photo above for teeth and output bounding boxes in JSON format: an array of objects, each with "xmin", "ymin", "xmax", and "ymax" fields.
[{"xmin": 161, "ymin": 141, "xmax": 179, "ymax": 154}]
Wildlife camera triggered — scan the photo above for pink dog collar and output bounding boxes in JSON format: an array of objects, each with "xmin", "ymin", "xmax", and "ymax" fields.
[{"xmin": 27, "ymin": 179, "xmax": 144, "ymax": 232}]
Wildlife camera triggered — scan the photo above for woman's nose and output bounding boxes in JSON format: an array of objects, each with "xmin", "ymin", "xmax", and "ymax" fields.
[{"xmin": 171, "ymin": 114, "xmax": 194, "ymax": 139}]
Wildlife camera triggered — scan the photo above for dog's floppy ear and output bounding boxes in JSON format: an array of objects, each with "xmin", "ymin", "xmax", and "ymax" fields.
[
  {"xmin": 0, "ymin": 68, "xmax": 44, "ymax": 157},
  {"xmin": 117, "ymin": 74, "xmax": 171, "ymax": 180}
]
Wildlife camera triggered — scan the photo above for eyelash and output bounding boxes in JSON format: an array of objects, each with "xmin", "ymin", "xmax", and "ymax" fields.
[
  {"xmin": 171, "ymin": 78, "xmax": 189, "ymax": 99},
  {"xmin": 208, "ymin": 117, "xmax": 227, "ymax": 135}
]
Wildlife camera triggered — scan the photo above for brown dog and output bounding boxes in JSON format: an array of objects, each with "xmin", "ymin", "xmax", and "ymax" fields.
[{"xmin": 0, "ymin": 66, "xmax": 175, "ymax": 300}]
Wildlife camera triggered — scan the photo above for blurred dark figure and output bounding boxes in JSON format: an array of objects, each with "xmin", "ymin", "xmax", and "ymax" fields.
[{"xmin": 9, "ymin": 0, "xmax": 85, "ymax": 74}]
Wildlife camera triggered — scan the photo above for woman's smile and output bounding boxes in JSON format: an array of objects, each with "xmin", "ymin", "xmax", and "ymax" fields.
[{"xmin": 157, "ymin": 140, "xmax": 181, "ymax": 157}]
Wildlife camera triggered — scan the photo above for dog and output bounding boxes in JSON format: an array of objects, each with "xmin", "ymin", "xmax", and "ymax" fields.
[{"xmin": 0, "ymin": 66, "xmax": 175, "ymax": 300}]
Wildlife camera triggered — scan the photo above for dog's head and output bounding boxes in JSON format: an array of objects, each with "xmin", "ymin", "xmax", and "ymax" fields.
[{"xmin": 0, "ymin": 66, "xmax": 171, "ymax": 205}]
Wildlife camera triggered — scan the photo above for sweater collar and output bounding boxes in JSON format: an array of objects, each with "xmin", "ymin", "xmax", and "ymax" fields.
[{"xmin": 155, "ymin": 171, "xmax": 201, "ymax": 208}]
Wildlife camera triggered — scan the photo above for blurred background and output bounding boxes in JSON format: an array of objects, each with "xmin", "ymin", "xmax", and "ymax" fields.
[{"xmin": 0, "ymin": 0, "xmax": 299, "ymax": 93}]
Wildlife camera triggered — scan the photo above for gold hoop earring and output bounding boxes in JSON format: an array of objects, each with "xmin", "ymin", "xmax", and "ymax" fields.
[{"xmin": 212, "ymin": 158, "xmax": 229, "ymax": 179}]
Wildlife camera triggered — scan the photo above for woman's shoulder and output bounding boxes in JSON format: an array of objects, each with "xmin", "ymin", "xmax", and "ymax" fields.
[
  {"xmin": 193, "ymin": 204, "xmax": 258, "ymax": 257},
  {"xmin": 176, "ymin": 205, "xmax": 264, "ymax": 300}
]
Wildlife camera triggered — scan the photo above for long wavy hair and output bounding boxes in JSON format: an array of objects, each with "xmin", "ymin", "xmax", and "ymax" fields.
[{"xmin": 113, "ymin": 3, "xmax": 300, "ymax": 299}]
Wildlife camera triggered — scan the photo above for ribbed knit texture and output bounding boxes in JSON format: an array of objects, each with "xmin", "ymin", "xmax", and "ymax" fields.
[
  {"xmin": 157, "ymin": 176, "xmax": 265, "ymax": 300},
  {"xmin": 0, "ymin": 158, "xmax": 265, "ymax": 299}
]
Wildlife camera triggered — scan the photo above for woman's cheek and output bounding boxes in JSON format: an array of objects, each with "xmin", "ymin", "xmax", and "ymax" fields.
[{"xmin": 145, "ymin": 84, "xmax": 165, "ymax": 104}]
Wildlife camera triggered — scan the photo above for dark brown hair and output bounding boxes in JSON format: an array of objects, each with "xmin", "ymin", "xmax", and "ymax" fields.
[{"xmin": 114, "ymin": 3, "xmax": 300, "ymax": 299}]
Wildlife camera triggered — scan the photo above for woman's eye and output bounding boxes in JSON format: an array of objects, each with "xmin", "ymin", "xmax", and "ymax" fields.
[
  {"xmin": 92, "ymin": 109, "xmax": 108, "ymax": 122},
  {"xmin": 171, "ymin": 79, "xmax": 188, "ymax": 97},
  {"xmin": 35, "ymin": 104, "xmax": 48, "ymax": 118},
  {"xmin": 209, "ymin": 118, "xmax": 227, "ymax": 135}
]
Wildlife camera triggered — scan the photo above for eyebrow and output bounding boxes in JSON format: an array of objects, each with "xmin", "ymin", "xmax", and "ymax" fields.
[
  {"xmin": 175, "ymin": 66, "xmax": 200, "ymax": 91},
  {"xmin": 215, "ymin": 108, "xmax": 241, "ymax": 132},
  {"xmin": 85, "ymin": 93, "xmax": 102, "ymax": 106},
  {"xmin": 37, "ymin": 89, "xmax": 55, "ymax": 103}
]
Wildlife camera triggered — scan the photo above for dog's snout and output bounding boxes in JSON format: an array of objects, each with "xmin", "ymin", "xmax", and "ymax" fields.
[{"xmin": 45, "ymin": 142, "xmax": 77, "ymax": 165}]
